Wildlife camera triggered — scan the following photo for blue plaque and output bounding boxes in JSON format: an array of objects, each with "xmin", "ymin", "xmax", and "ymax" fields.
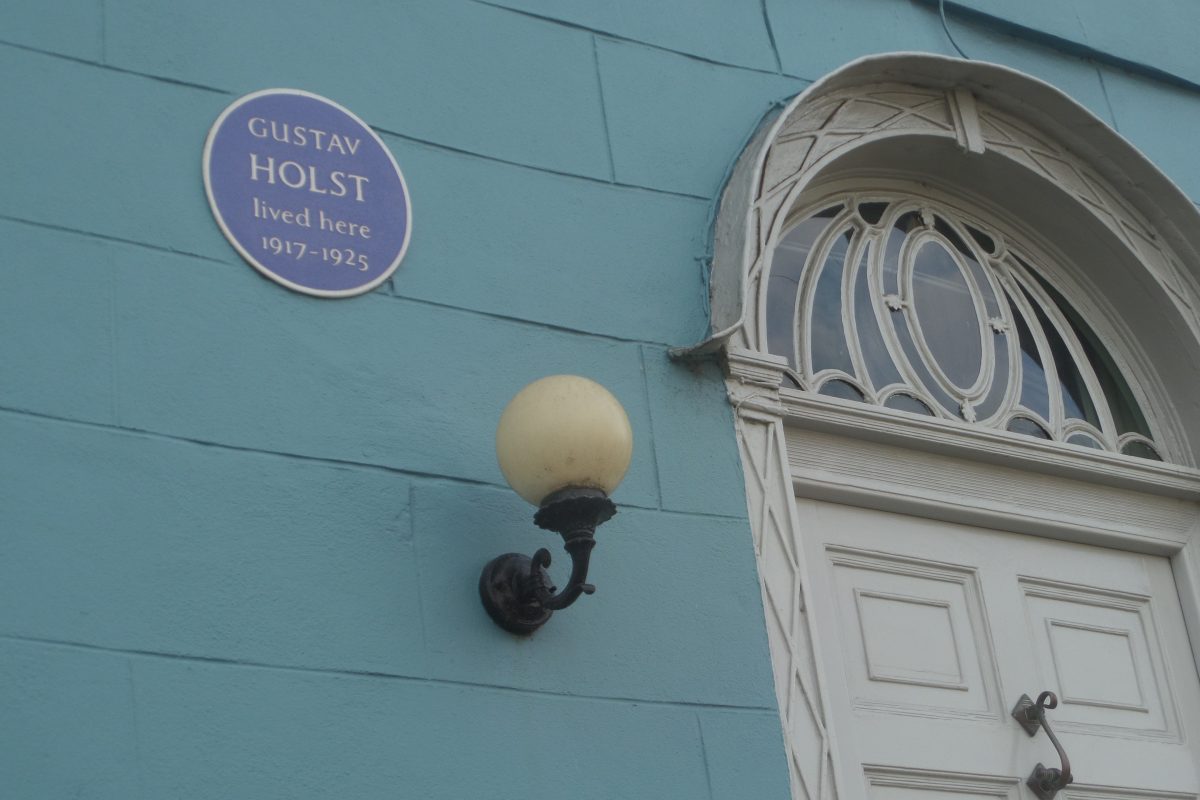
[{"xmin": 203, "ymin": 89, "xmax": 412, "ymax": 297}]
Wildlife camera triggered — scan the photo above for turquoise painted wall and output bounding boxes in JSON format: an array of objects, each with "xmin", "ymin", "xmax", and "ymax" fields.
[{"xmin": 3, "ymin": 2, "xmax": 1199, "ymax": 797}]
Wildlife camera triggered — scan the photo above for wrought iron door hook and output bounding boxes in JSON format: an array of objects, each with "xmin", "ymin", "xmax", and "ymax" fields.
[{"xmin": 1011, "ymin": 691, "xmax": 1074, "ymax": 800}]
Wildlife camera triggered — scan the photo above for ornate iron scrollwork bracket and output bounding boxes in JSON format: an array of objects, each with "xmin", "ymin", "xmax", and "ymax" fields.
[
  {"xmin": 478, "ymin": 488, "xmax": 614, "ymax": 635},
  {"xmin": 1012, "ymin": 691, "xmax": 1074, "ymax": 800}
]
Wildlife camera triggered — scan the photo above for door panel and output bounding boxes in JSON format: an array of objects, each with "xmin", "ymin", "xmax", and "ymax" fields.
[
  {"xmin": 825, "ymin": 546, "xmax": 1000, "ymax": 719},
  {"xmin": 797, "ymin": 498, "xmax": 1200, "ymax": 800},
  {"xmin": 1020, "ymin": 578, "xmax": 1176, "ymax": 738}
]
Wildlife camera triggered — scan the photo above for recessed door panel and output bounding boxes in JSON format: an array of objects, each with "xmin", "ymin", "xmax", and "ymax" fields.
[
  {"xmin": 1020, "ymin": 578, "xmax": 1176, "ymax": 740},
  {"xmin": 827, "ymin": 547, "xmax": 999, "ymax": 718}
]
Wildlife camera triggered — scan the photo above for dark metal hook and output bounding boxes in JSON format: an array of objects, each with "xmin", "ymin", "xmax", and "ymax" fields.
[
  {"xmin": 527, "ymin": 538, "xmax": 596, "ymax": 611},
  {"xmin": 1012, "ymin": 691, "xmax": 1074, "ymax": 800}
]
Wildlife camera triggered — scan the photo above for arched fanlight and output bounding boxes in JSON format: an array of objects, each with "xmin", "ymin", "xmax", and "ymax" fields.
[{"xmin": 765, "ymin": 193, "xmax": 1161, "ymax": 461}]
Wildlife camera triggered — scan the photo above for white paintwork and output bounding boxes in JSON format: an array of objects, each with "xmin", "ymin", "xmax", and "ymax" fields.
[
  {"xmin": 710, "ymin": 56, "xmax": 1200, "ymax": 800},
  {"xmin": 798, "ymin": 498, "xmax": 1200, "ymax": 800},
  {"xmin": 733, "ymin": 358, "xmax": 1200, "ymax": 798},
  {"xmin": 495, "ymin": 375, "xmax": 632, "ymax": 505}
]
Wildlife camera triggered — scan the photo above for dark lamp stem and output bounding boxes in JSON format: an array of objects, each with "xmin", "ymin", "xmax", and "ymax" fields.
[{"xmin": 479, "ymin": 487, "xmax": 616, "ymax": 635}]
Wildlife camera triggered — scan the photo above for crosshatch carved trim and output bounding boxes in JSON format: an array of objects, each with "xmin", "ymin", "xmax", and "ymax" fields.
[
  {"xmin": 734, "ymin": 402, "xmax": 841, "ymax": 800},
  {"xmin": 727, "ymin": 347, "xmax": 840, "ymax": 800}
]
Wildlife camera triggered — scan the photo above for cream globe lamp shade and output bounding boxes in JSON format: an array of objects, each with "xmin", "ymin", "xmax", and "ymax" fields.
[{"xmin": 495, "ymin": 375, "xmax": 633, "ymax": 506}]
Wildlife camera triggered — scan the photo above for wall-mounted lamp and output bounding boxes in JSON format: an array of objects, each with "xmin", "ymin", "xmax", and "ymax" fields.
[{"xmin": 480, "ymin": 375, "xmax": 633, "ymax": 635}]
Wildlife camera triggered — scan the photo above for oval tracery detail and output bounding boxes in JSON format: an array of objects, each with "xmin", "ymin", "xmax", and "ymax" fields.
[
  {"xmin": 906, "ymin": 236, "xmax": 987, "ymax": 394},
  {"xmin": 768, "ymin": 194, "xmax": 1162, "ymax": 460}
]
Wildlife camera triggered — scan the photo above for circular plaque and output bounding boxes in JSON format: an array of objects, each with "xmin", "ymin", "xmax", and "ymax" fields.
[{"xmin": 203, "ymin": 89, "xmax": 412, "ymax": 297}]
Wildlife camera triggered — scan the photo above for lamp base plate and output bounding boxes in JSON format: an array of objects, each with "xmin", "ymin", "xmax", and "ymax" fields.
[{"xmin": 479, "ymin": 553, "xmax": 552, "ymax": 635}]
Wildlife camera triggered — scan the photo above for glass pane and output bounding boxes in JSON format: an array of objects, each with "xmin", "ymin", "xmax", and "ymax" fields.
[
  {"xmin": 880, "ymin": 211, "xmax": 960, "ymax": 416},
  {"xmin": 1121, "ymin": 440, "xmax": 1162, "ymax": 461},
  {"xmin": 884, "ymin": 393, "xmax": 934, "ymax": 416},
  {"xmin": 1008, "ymin": 293, "xmax": 1051, "ymax": 421},
  {"xmin": 1030, "ymin": 271, "xmax": 1154, "ymax": 439},
  {"xmin": 911, "ymin": 240, "xmax": 983, "ymax": 389},
  {"xmin": 1020, "ymin": 283, "xmax": 1101, "ymax": 429},
  {"xmin": 891, "ymin": 311, "xmax": 962, "ymax": 417},
  {"xmin": 809, "ymin": 228, "xmax": 856, "ymax": 375},
  {"xmin": 966, "ymin": 225, "xmax": 996, "ymax": 255},
  {"xmin": 818, "ymin": 379, "xmax": 865, "ymax": 402},
  {"xmin": 1007, "ymin": 416, "xmax": 1051, "ymax": 440},
  {"xmin": 881, "ymin": 211, "xmax": 922, "ymax": 297},
  {"xmin": 934, "ymin": 216, "xmax": 976, "ymax": 261},
  {"xmin": 858, "ymin": 202, "xmax": 888, "ymax": 225},
  {"xmin": 973, "ymin": 328, "xmax": 1010, "ymax": 421},
  {"xmin": 853, "ymin": 242, "xmax": 902, "ymax": 390},
  {"xmin": 1066, "ymin": 432, "xmax": 1103, "ymax": 449},
  {"xmin": 767, "ymin": 208, "xmax": 841, "ymax": 368},
  {"xmin": 955, "ymin": 236, "xmax": 1000, "ymax": 318}
]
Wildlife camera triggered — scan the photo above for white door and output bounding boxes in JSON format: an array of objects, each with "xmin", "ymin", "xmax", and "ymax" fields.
[{"xmin": 797, "ymin": 498, "xmax": 1200, "ymax": 800}]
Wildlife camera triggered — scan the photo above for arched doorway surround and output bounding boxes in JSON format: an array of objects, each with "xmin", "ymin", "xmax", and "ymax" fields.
[{"xmin": 686, "ymin": 54, "xmax": 1200, "ymax": 799}]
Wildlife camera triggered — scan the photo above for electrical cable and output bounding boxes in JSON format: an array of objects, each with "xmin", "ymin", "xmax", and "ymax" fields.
[{"xmin": 939, "ymin": 0, "xmax": 970, "ymax": 59}]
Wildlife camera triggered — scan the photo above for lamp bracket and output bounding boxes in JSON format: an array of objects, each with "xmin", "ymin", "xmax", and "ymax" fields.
[{"xmin": 479, "ymin": 488, "xmax": 615, "ymax": 635}]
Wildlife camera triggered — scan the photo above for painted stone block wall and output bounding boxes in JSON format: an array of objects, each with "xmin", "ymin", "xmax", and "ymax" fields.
[{"xmin": 2, "ymin": 1, "xmax": 1199, "ymax": 798}]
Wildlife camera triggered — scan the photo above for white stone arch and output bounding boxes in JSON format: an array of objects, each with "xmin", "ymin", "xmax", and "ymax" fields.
[{"xmin": 688, "ymin": 54, "xmax": 1200, "ymax": 800}]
